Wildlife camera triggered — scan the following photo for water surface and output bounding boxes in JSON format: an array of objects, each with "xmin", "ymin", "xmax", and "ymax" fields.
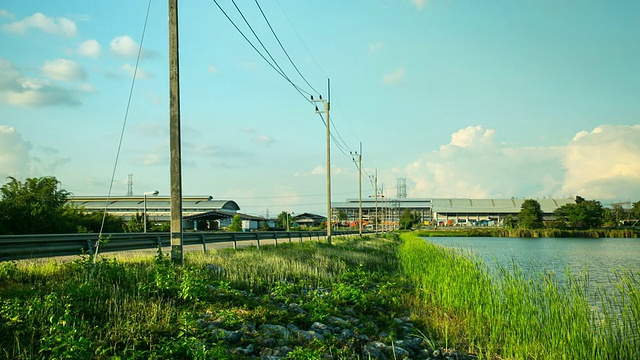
[{"xmin": 423, "ymin": 237, "xmax": 640, "ymax": 286}]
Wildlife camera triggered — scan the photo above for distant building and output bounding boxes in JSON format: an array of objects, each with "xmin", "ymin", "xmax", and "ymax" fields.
[
  {"xmin": 331, "ymin": 197, "xmax": 576, "ymax": 228},
  {"xmin": 291, "ymin": 213, "xmax": 327, "ymax": 228},
  {"xmin": 69, "ymin": 195, "xmax": 267, "ymax": 231}
]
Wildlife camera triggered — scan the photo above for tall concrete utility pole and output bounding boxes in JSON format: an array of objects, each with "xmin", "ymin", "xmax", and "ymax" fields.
[
  {"xmin": 374, "ymin": 169, "xmax": 378, "ymax": 234},
  {"xmin": 351, "ymin": 143, "xmax": 363, "ymax": 237},
  {"xmin": 168, "ymin": 0, "xmax": 183, "ymax": 264},
  {"xmin": 312, "ymin": 79, "xmax": 331, "ymax": 244}
]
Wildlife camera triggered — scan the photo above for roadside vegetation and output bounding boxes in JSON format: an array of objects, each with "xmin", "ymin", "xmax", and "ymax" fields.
[
  {"xmin": 0, "ymin": 235, "xmax": 424, "ymax": 359},
  {"xmin": 2, "ymin": 233, "xmax": 638, "ymax": 359},
  {"xmin": 400, "ymin": 232, "xmax": 640, "ymax": 359}
]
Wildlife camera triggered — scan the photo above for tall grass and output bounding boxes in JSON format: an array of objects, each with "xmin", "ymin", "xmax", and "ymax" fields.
[
  {"xmin": 399, "ymin": 232, "xmax": 640, "ymax": 359},
  {"xmin": 0, "ymin": 236, "xmax": 405, "ymax": 359},
  {"xmin": 416, "ymin": 228, "xmax": 640, "ymax": 238}
]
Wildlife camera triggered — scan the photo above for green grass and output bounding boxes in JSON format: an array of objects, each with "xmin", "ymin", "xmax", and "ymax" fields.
[
  {"xmin": 0, "ymin": 236, "xmax": 413, "ymax": 359},
  {"xmin": 415, "ymin": 227, "xmax": 640, "ymax": 238},
  {"xmin": 1, "ymin": 233, "xmax": 637, "ymax": 359},
  {"xmin": 399, "ymin": 232, "xmax": 640, "ymax": 359}
]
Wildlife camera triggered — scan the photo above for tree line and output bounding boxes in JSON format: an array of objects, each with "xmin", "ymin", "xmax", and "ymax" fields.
[
  {"xmin": 2, "ymin": 176, "xmax": 638, "ymax": 235},
  {"xmin": 512, "ymin": 196, "xmax": 640, "ymax": 230},
  {"xmin": 0, "ymin": 176, "xmax": 123, "ymax": 235}
]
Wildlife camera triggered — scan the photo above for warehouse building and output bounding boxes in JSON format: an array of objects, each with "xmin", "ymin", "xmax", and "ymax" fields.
[{"xmin": 331, "ymin": 197, "xmax": 576, "ymax": 228}]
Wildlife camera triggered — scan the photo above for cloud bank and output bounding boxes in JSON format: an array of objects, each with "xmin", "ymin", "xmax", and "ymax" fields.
[
  {"xmin": 0, "ymin": 58, "xmax": 82, "ymax": 106},
  {"xmin": 2, "ymin": 12, "xmax": 76, "ymax": 37},
  {"xmin": 0, "ymin": 126, "xmax": 32, "ymax": 179},
  {"xmin": 405, "ymin": 124, "xmax": 640, "ymax": 201}
]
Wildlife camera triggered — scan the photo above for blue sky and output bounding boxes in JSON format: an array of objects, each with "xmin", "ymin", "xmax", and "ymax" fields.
[{"xmin": 1, "ymin": 0, "xmax": 639, "ymax": 217}]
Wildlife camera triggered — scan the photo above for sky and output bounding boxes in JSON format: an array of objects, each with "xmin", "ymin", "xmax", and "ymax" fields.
[{"xmin": 1, "ymin": 0, "xmax": 639, "ymax": 217}]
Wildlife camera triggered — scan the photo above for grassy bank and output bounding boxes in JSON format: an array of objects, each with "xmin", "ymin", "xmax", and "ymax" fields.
[
  {"xmin": 400, "ymin": 232, "xmax": 640, "ymax": 359},
  {"xmin": 2, "ymin": 234, "xmax": 638, "ymax": 359},
  {"xmin": 0, "ymin": 236, "xmax": 431, "ymax": 359},
  {"xmin": 416, "ymin": 227, "xmax": 639, "ymax": 238}
]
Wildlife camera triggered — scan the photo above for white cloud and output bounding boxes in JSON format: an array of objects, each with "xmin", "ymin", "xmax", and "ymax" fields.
[
  {"xmin": 383, "ymin": 67, "xmax": 405, "ymax": 84},
  {"xmin": 0, "ymin": 126, "xmax": 33, "ymax": 179},
  {"xmin": 121, "ymin": 63, "xmax": 151, "ymax": 79},
  {"xmin": 110, "ymin": 35, "xmax": 140, "ymax": 57},
  {"xmin": 405, "ymin": 125, "xmax": 565, "ymax": 198},
  {"xmin": 295, "ymin": 165, "xmax": 325, "ymax": 177},
  {"xmin": 41, "ymin": 58, "xmax": 87, "ymax": 82},
  {"xmin": 77, "ymin": 39, "xmax": 101, "ymax": 58},
  {"xmin": 208, "ymin": 65, "xmax": 218, "ymax": 74},
  {"xmin": 253, "ymin": 135, "xmax": 274, "ymax": 146},
  {"xmin": 294, "ymin": 165, "xmax": 344, "ymax": 177},
  {"xmin": 404, "ymin": 124, "xmax": 640, "ymax": 201},
  {"xmin": 0, "ymin": 10, "xmax": 15, "ymax": 19},
  {"xmin": 412, "ymin": 0, "xmax": 427, "ymax": 9},
  {"xmin": 110, "ymin": 35, "xmax": 157, "ymax": 59},
  {"xmin": 368, "ymin": 42, "xmax": 385, "ymax": 53},
  {"xmin": 450, "ymin": 125, "xmax": 495, "ymax": 147},
  {"xmin": 561, "ymin": 125, "xmax": 640, "ymax": 199},
  {"xmin": 2, "ymin": 12, "xmax": 76, "ymax": 37},
  {"xmin": 0, "ymin": 58, "xmax": 81, "ymax": 107}
]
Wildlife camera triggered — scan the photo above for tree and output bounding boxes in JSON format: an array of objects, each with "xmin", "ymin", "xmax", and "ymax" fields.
[
  {"xmin": 518, "ymin": 199, "xmax": 544, "ymax": 229},
  {"xmin": 602, "ymin": 207, "xmax": 615, "ymax": 227},
  {"xmin": 503, "ymin": 214, "xmax": 517, "ymax": 229},
  {"xmin": 633, "ymin": 201, "xmax": 640, "ymax": 220},
  {"xmin": 276, "ymin": 211, "xmax": 288, "ymax": 229},
  {"xmin": 228, "ymin": 214, "xmax": 243, "ymax": 232},
  {"xmin": 399, "ymin": 209, "xmax": 418, "ymax": 230},
  {"xmin": 553, "ymin": 197, "xmax": 604, "ymax": 229},
  {"xmin": 610, "ymin": 204, "xmax": 627, "ymax": 225},
  {"xmin": 0, "ymin": 176, "xmax": 70, "ymax": 234},
  {"xmin": 123, "ymin": 213, "xmax": 144, "ymax": 233}
]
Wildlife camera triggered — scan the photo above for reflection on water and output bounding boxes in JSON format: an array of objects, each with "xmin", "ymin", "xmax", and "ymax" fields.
[
  {"xmin": 424, "ymin": 237, "xmax": 640, "ymax": 286},
  {"xmin": 424, "ymin": 237, "xmax": 640, "ymax": 349}
]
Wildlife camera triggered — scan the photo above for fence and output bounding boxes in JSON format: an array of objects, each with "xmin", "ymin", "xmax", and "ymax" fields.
[{"xmin": 0, "ymin": 230, "xmax": 362, "ymax": 261}]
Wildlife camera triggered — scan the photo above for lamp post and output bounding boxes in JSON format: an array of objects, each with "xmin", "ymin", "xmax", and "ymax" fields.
[{"xmin": 143, "ymin": 190, "xmax": 159, "ymax": 233}]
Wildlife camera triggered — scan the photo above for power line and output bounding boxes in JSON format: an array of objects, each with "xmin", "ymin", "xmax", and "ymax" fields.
[
  {"xmin": 254, "ymin": 0, "xmax": 320, "ymax": 95},
  {"xmin": 274, "ymin": 0, "xmax": 327, "ymax": 78},
  {"xmin": 210, "ymin": 0, "xmax": 313, "ymax": 100},
  {"xmin": 210, "ymin": 1, "xmax": 368, "ymax": 174},
  {"xmin": 97, "ymin": 0, "xmax": 153, "ymax": 262}
]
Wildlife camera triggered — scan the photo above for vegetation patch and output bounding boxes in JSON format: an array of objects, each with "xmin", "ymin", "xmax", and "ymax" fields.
[
  {"xmin": 400, "ymin": 232, "xmax": 640, "ymax": 359},
  {"xmin": 2, "ymin": 234, "xmax": 638, "ymax": 359}
]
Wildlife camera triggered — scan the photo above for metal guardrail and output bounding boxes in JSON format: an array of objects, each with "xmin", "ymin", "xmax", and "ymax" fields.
[{"xmin": 0, "ymin": 230, "xmax": 362, "ymax": 261}]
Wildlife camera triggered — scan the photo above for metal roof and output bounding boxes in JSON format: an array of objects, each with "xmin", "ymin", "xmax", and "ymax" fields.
[
  {"xmin": 431, "ymin": 198, "xmax": 576, "ymax": 214},
  {"xmin": 333, "ymin": 198, "xmax": 432, "ymax": 210},
  {"xmin": 183, "ymin": 210, "xmax": 266, "ymax": 221},
  {"xmin": 332, "ymin": 197, "xmax": 575, "ymax": 214},
  {"xmin": 70, "ymin": 196, "xmax": 240, "ymax": 212}
]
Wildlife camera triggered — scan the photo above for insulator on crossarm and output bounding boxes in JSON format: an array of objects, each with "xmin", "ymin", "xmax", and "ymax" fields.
[
  {"xmin": 315, "ymin": 106, "xmax": 319, "ymax": 112},
  {"xmin": 311, "ymin": 95, "xmax": 314, "ymax": 100}
]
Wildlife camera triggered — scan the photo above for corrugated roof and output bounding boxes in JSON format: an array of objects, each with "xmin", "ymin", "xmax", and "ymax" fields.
[
  {"xmin": 69, "ymin": 196, "xmax": 240, "ymax": 212},
  {"xmin": 431, "ymin": 198, "xmax": 575, "ymax": 214}
]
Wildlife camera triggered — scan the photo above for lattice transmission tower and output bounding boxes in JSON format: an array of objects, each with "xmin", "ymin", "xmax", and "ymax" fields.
[
  {"xmin": 396, "ymin": 178, "xmax": 407, "ymax": 198},
  {"xmin": 127, "ymin": 174, "xmax": 133, "ymax": 196}
]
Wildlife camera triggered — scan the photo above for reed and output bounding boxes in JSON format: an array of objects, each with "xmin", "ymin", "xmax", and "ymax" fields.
[{"xmin": 399, "ymin": 232, "xmax": 640, "ymax": 359}]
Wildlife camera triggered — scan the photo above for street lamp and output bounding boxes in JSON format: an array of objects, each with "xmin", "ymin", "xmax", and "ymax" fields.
[{"xmin": 143, "ymin": 190, "xmax": 159, "ymax": 233}]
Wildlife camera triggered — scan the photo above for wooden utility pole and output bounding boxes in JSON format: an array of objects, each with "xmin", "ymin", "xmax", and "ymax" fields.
[{"xmin": 168, "ymin": 0, "xmax": 183, "ymax": 264}]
